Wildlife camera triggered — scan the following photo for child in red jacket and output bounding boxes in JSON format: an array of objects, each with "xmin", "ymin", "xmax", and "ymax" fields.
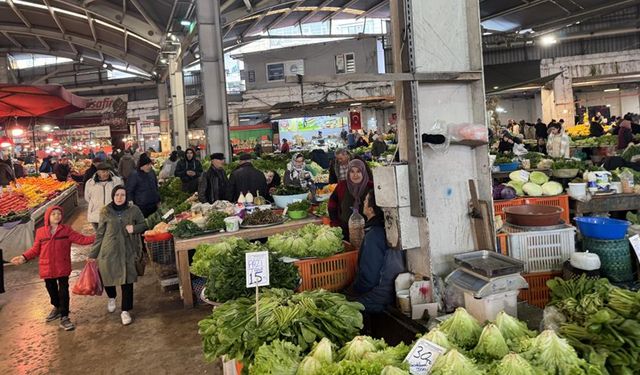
[{"xmin": 11, "ymin": 205, "xmax": 94, "ymax": 331}]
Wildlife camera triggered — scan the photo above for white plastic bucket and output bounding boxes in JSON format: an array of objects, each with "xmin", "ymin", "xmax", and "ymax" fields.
[
  {"xmin": 568, "ymin": 182, "xmax": 587, "ymax": 199},
  {"xmin": 224, "ymin": 217, "xmax": 241, "ymax": 232}
]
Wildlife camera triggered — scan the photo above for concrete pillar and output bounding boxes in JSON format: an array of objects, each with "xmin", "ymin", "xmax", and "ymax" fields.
[
  {"xmin": 196, "ymin": 0, "xmax": 231, "ymax": 160},
  {"xmin": 0, "ymin": 54, "xmax": 12, "ymax": 83},
  {"xmin": 157, "ymin": 82, "xmax": 172, "ymax": 152},
  {"xmin": 169, "ymin": 58, "xmax": 188, "ymax": 149},
  {"xmin": 551, "ymin": 72, "xmax": 575, "ymax": 126},
  {"xmin": 540, "ymin": 87, "xmax": 556, "ymax": 124}
]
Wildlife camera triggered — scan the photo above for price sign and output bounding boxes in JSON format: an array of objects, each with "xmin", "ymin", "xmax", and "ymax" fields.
[
  {"xmin": 519, "ymin": 170, "xmax": 531, "ymax": 182},
  {"xmin": 629, "ymin": 235, "xmax": 640, "ymax": 262},
  {"xmin": 246, "ymin": 251, "xmax": 270, "ymax": 288},
  {"xmin": 404, "ymin": 338, "xmax": 446, "ymax": 375}
]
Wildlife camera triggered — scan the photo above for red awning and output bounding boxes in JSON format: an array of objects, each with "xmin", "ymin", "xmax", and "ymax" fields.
[{"xmin": 0, "ymin": 84, "xmax": 88, "ymax": 118}]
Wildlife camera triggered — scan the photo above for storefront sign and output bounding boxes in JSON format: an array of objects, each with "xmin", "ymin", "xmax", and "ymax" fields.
[
  {"xmin": 404, "ymin": 338, "xmax": 445, "ymax": 375},
  {"xmin": 36, "ymin": 126, "xmax": 111, "ymax": 139},
  {"xmin": 140, "ymin": 124, "xmax": 160, "ymax": 135},
  {"xmin": 70, "ymin": 95, "xmax": 128, "ymax": 132},
  {"xmin": 245, "ymin": 251, "xmax": 270, "ymax": 288}
]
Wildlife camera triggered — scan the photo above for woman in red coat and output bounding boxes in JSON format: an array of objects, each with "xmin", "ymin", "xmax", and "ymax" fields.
[
  {"xmin": 11, "ymin": 205, "xmax": 94, "ymax": 331},
  {"xmin": 328, "ymin": 159, "xmax": 373, "ymax": 241}
]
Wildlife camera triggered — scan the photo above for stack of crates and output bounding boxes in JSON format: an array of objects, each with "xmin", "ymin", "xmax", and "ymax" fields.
[
  {"xmin": 144, "ymin": 238, "xmax": 178, "ymax": 289},
  {"xmin": 499, "ymin": 223, "xmax": 576, "ymax": 308}
]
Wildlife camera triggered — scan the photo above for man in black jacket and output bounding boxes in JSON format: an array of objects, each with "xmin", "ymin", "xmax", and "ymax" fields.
[
  {"xmin": 227, "ymin": 153, "xmax": 267, "ymax": 202},
  {"xmin": 125, "ymin": 153, "xmax": 160, "ymax": 217},
  {"xmin": 198, "ymin": 153, "xmax": 230, "ymax": 203}
]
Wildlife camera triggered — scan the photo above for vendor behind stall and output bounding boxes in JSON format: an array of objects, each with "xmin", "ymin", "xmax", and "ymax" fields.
[
  {"xmin": 284, "ymin": 153, "xmax": 313, "ymax": 188},
  {"xmin": 53, "ymin": 156, "xmax": 71, "ymax": 182},
  {"xmin": 198, "ymin": 153, "xmax": 229, "ymax": 204},
  {"xmin": 0, "ymin": 152, "xmax": 16, "ymax": 187},
  {"xmin": 328, "ymin": 159, "xmax": 373, "ymax": 240},
  {"xmin": 175, "ymin": 148, "xmax": 203, "ymax": 193},
  {"xmin": 227, "ymin": 153, "xmax": 268, "ymax": 202},
  {"xmin": 264, "ymin": 170, "xmax": 281, "ymax": 202},
  {"xmin": 345, "ymin": 190, "xmax": 406, "ymax": 313}
]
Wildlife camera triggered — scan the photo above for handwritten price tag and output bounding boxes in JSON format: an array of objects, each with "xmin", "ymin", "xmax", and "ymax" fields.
[
  {"xmin": 245, "ymin": 251, "xmax": 270, "ymax": 288},
  {"xmin": 520, "ymin": 170, "xmax": 531, "ymax": 182},
  {"xmin": 404, "ymin": 338, "xmax": 446, "ymax": 375},
  {"xmin": 629, "ymin": 235, "xmax": 640, "ymax": 262}
]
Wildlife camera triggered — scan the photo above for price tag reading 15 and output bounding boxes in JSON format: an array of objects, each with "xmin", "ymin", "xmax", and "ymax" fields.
[
  {"xmin": 245, "ymin": 251, "xmax": 270, "ymax": 288},
  {"xmin": 404, "ymin": 338, "xmax": 445, "ymax": 375}
]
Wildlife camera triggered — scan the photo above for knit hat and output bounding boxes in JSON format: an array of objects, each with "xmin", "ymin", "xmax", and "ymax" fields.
[
  {"xmin": 211, "ymin": 152, "xmax": 225, "ymax": 160},
  {"xmin": 138, "ymin": 153, "xmax": 153, "ymax": 168},
  {"xmin": 96, "ymin": 162, "xmax": 111, "ymax": 170},
  {"xmin": 238, "ymin": 153, "xmax": 252, "ymax": 161}
]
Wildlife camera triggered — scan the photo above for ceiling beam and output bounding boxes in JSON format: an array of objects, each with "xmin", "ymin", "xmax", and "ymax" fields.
[
  {"xmin": 356, "ymin": 0, "xmax": 387, "ymax": 19},
  {"xmin": 6, "ymin": 0, "xmax": 32, "ymax": 28},
  {"xmin": 66, "ymin": 80, "xmax": 156, "ymax": 93},
  {"xmin": 124, "ymin": 30, "xmax": 128, "ymax": 53},
  {"xmin": 243, "ymin": 0, "xmax": 253, "ymax": 11},
  {"xmin": 298, "ymin": 0, "xmax": 333, "ymax": 26},
  {"xmin": 320, "ymin": 0, "xmax": 360, "ymax": 23},
  {"xmin": 0, "ymin": 25, "xmax": 155, "ymax": 71},
  {"xmin": 1, "ymin": 31, "xmax": 23, "ymax": 48},
  {"xmin": 129, "ymin": 0, "xmax": 164, "ymax": 37},
  {"xmin": 44, "ymin": 0, "xmax": 66, "ymax": 35},
  {"xmin": 481, "ymin": 0, "xmax": 549, "ymax": 22},
  {"xmin": 36, "ymin": 36, "xmax": 51, "ymax": 51},
  {"xmin": 222, "ymin": 0, "xmax": 298, "ymax": 25},
  {"xmin": 85, "ymin": 11, "xmax": 98, "ymax": 43},
  {"xmin": 241, "ymin": 12, "xmax": 267, "ymax": 38},
  {"xmin": 29, "ymin": 65, "xmax": 67, "ymax": 85},
  {"xmin": 265, "ymin": 0, "xmax": 304, "ymax": 30},
  {"xmin": 221, "ymin": 0, "xmax": 236, "ymax": 13}
]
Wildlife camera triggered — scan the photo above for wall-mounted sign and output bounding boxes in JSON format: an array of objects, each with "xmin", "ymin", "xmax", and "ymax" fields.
[{"xmin": 266, "ymin": 60, "xmax": 304, "ymax": 82}]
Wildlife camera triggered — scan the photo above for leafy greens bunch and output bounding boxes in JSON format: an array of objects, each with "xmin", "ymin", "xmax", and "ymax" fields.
[{"xmin": 266, "ymin": 224, "xmax": 344, "ymax": 258}]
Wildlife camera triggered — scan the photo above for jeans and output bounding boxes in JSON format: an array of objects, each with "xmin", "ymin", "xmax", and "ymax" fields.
[
  {"xmin": 44, "ymin": 277, "xmax": 70, "ymax": 317},
  {"xmin": 104, "ymin": 283, "xmax": 134, "ymax": 311}
]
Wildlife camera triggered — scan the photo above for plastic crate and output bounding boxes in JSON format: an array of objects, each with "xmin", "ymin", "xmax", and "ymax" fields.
[
  {"xmin": 144, "ymin": 239, "xmax": 176, "ymax": 265},
  {"xmin": 464, "ymin": 290, "xmax": 518, "ymax": 322},
  {"xmin": 518, "ymin": 271, "xmax": 561, "ymax": 308},
  {"xmin": 494, "ymin": 198, "xmax": 525, "ymax": 220},
  {"xmin": 523, "ymin": 195, "xmax": 570, "ymax": 224},
  {"xmin": 503, "ymin": 224, "xmax": 576, "ymax": 273},
  {"xmin": 294, "ymin": 247, "xmax": 359, "ymax": 292}
]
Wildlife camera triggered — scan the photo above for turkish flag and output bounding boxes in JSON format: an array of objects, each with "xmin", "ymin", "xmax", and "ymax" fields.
[{"xmin": 350, "ymin": 110, "xmax": 362, "ymax": 130}]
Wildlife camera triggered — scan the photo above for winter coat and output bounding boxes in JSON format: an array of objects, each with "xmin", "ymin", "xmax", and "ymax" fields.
[
  {"xmin": 22, "ymin": 205, "xmax": 94, "ymax": 279},
  {"xmin": 350, "ymin": 216, "xmax": 406, "ymax": 312},
  {"xmin": 85, "ymin": 173, "xmax": 123, "ymax": 223},
  {"xmin": 371, "ymin": 140, "xmax": 388, "ymax": 157},
  {"xmin": 328, "ymin": 180, "xmax": 373, "ymax": 240},
  {"xmin": 198, "ymin": 167, "xmax": 230, "ymax": 203},
  {"xmin": 535, "ymin": 122, "xmax": 548, "ymax": 139},
  {"xmin": 125, "ymin": 169, "xmax": 160, "ymax": 210},
  {"xmin": 227, "ymin": 162, "xmax": 268, "ymax": 202},
  {"xmin": 89, "ymin": 204, "xmax": 146, "ymax": 286},
  {"xmin": 0, "ymin": 160, "xmax": 16, "ymax": 187},
  {"xmin": 39, "ymin": 157, "xmax": 54, "ymax": 174},
  {"xmin": 590, "ymin": 122, "xmax": 605, "ymax": 137},
  {"xmin": 118, "ymin": 154, "xmax": 136, "ymax": 181},
  {"xmin": 280, "ymin": 142, "xmax": 290, "ymax": 154},
  {"xmin": 547, "ymin": 133, "xmax": 571, "ymax": 158},
  {"xmin": 175, "ymin": 157, "xmax": 203, "ymax": 193},
  {"xmin": 53, "ymin": 163, "xmax": 71, "ymax": 182},
  {"xmin": 618, "ymin": 123, "xmax": 633, "ymax": 150}
]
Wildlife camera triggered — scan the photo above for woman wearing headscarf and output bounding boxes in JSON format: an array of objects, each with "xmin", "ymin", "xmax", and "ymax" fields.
[
  {"xmin": 546, "ymin": 123, "xmax": 571, "ymax": 158},
  {"xmin": 88, "ymin": 185, "xmax": 147, "ymax": 326},
  {"xmin": 175, "ymin": 148, "xmax": 203, "ymax": 193},
  {"xmin": 328, "ymin": 159, "xmax": 373, "ymax": 240},
  {"xmin": 284, "ymin": 153, "xmax": 313, "ymax": 188},
  {"xmin": 618, "ymin": 114, "xmax": 634, "ymax": 150}
]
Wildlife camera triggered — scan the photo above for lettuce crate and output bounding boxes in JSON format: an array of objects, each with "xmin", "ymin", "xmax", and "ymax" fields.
[
  {"xmin": 502, "ymin": 224, "xmax": 576, "ymax": 273},
  {"xmin": 294, "ymin": 242, "xmax": 358, "ymax": 292}
]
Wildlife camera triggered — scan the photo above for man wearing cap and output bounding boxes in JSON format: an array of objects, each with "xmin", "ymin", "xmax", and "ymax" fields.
[
  {"xmin": 227, "ymin": 153, "xmax": 268, "ymax": 202},
  {"xmin": 85, "ymin": 162, "xmax": 123, "ymax": 231},
  {"xmin": 198, "ymin": 153, "xmax": 230, "ymax": 204},
  {"xmin": 125, "ymin": 153, "xmax": 160, "ymax": 217},
  {"xmin": 83, "ymin": 157, "xmax": 103, "ymax": 184}
]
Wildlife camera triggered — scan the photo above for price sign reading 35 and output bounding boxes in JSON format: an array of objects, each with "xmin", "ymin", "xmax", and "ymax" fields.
[
  {"xmin": 245, "ymin": 251, "xmax": 270, "ymax": 288},
  {"xmin": 404, "ymin": 338, "xmax": 445, "ymax": 375}
]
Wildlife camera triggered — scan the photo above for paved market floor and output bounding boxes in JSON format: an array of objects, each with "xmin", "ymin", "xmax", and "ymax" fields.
[{"xmin": 0, "ymin": 202, "xmax": 222, "ymax": 375}]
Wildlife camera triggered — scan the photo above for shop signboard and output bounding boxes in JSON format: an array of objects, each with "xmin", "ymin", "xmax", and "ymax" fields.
[
  {"xmin": 68, "ymin": 94, "xmax": 129, "ymax": 132},
  {"xmin": 139, "ymin": 123, "xmax": 161, "ymax": 135},
  {"xmin": 266, "ymin": 60, "xmax": 304, "ymax": 82},
  {"xmin": 32, "ymin": 126, "xmax": 111, "ymax": 139},
  {"xmin": 277, "ymin": 115, "xmax": 348, "ymax": 142}
]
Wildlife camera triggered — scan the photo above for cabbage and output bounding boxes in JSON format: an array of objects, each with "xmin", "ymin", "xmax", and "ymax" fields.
[
  {"xmin": 381, "ymin": 366, "xmax": 409, "ymax": 375},
  {"xmin": 509, "ymin": 170, "xmax": 529, "ymax": 183},
  {"xmin": 339, "ymin": 336, "xmax": 385, "ymax": 361},
  {"xmin": 296, "ymin": 356, "xmax": 323, "ymax": 375},
  {"xmin": 541, "ymin": 181, "xmax": 563, "ymax": 196},
  {"xmin": 522, "ymin": 182, "xmax": 543, "ymax": 196},
  {"xmin": 522, "ymin": 330, "xmax": 590, "ymax": 374},
  {"xmin": 422, "ymin": 328, "xmax": 454, "ymax": 350},
  {"xmin": 431, "ymin": 349, "xmax": 483, "ymax": 375},
  {"xmin": 249, "ymin": 340, "xmax": 301, "ymax": 375},
  {"xmin": 309, "ymin": 338, "xmax": 333, "ymax": 364},
  {"xmin": 529, "ymin": 171, "xmax": 549, "ymax": 185},
  {"xmin": 507, "ymin": 181, "xmax": 525, "ymax": 196},
  {"xmin": 439, "ymin": 308, "xmax": 482, "ymax": 349},
  {"xmin": 488, "ymin": 353, "xmax": 537, "ymax": 375},
  {"xmin": 493, "ymin": 184, "xmax": 506, "ymax": 200},
  {"xmin": 472, "ymin": 323, "xmax": 510, "ymax": 361},
  {"xmin": 494, "ymin": 311, "xmax": 535, "ymax": 351},
  {"xmin": 500, "ymin": 186, "xmax": 517, "ymax": 200}
]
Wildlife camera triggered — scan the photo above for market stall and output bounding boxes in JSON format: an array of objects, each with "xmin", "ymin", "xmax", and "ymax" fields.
[{"xmin": 571, "ymin": 193, "xmax": 640, "ymax": 216}]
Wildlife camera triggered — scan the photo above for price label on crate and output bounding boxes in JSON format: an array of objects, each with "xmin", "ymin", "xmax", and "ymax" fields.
[
  {"xmin": 519, "ymin": 170, "xmax": 531, "ymax": 182},
  {"xmin": 629, "ymin": 234, "xmax": 640, "ymax": 262},
  {"xmin": 404, "ymin": 338, "xmax": 445, "ymax": 375},
  {"xmin": 246, "ymin": 251, "xmax": 270, "ymax": 288}
]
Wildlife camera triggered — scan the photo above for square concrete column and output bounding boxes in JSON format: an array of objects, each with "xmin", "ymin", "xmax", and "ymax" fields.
[{"xmin": 169, "ymin": 58, "xmax": 188, "ymax": 149}]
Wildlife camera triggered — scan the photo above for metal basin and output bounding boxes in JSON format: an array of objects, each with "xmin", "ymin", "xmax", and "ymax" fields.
[{"xmin": 503, "ymin": 204, "xmax": 564, "ymax": 227}]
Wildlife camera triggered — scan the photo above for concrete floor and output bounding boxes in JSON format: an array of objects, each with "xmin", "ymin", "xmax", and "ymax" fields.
[{"xmin": 0, "ymin": 202, "xmax": 222, "ymax": 375}]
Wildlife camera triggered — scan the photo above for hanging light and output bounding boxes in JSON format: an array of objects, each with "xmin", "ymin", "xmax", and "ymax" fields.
[
  {"xmin": 0, "ymin": 136, "xmax": 13, "ymax": 148},
  {"xmin": 10, "ymin": 127, "xmax": 24, "ymax": 137}
]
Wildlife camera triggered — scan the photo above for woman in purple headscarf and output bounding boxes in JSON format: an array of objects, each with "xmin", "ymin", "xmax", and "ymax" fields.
[{"xmin": 328, "ymin": 159, "xmax": 374, "ymax": 240}]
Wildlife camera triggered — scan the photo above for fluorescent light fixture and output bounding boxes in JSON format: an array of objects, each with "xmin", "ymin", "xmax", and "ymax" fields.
[
  {"xmin": 496, "ymin": 107, "xmax": 506, "ymax": 113},
  {"xmin": 606, "ymin": 104, "xmax": 611, "ymax": 107},
  {"xmin": 540, "ymin": 36, "xmax": 557, "ymax": 46},
  {"xmin": 102, "ymin": 63, "xmax": 108, "ymax": 68},
  {"xmin": 350, "ymin": 102, "xmax": 362, "ymax": 106},
  {"xmin": 483, "ymin": 32, "xmax": 493, "ymax": 36},
  {"xmin": 10, "ymin": 128, "xmax": 24, "ymax": 137},
  {"xmin": 180, "ymin": 20, "xmax": 191, "ymax": 26},
  {"xmin": 603, "ymin": 88, "xmax": 620, "ymax": 92},
  {"xmin": 575, "ymin": 21, "xmax": 581, "ymax": 25},
  {"xmin": 160, "ymin": 58, "xmax": 167, "ymax": 64},
  {"xmin": 79, "ymin": 56, "xmax": 84, "ymax": 63},
  {"xmin": 41, "ymin": 125, "xmax": 52, "ymax": 132},
  {"xmin": 493, "ymin": 86, "xmax": 499, "ymax": 90},
  {"xmin": 194, "ymin": 53, "xmax": 200, "ymax": 59}
]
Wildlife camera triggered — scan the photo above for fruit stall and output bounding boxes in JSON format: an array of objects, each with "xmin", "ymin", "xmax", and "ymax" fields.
[{"xmin": 0, "ymin": 177, "xmax": 78, "ymax": 258}]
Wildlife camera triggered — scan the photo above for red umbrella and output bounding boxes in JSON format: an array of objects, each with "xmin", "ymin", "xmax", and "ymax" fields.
[{"xmin": 0, "ymin": 84, "xmax": 88, "ymax": 118}]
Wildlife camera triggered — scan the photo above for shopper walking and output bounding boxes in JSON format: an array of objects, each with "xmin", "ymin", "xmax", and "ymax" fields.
[
  {"xmin": 53, "ymin": 156, "xmax": 71, "ymax": 182},
  {"xmin": 198, "ymin": 153, "xmax": 230, "ymax": 203},
  {"xmin": 11, "ymin": 206, "xmax": 95, "ymax": 331},
  {"xmin": 125, "ymin": 153, "xmax": 160, "ymax": 218},
  {"xmin": 118, "ymin": 150, "xmax": 136, "ymax": 182},
  {"xmin": 328, "ymin": 159, "xmax": 374, "ymax": 240},
  {"xmin": 175, "ymin": 148, "xmax": 203, "ymax": 193},
  {"xmin": 87, "ymin": 186, "xmax": 147, "ymax": 326},
  {"xmin": 85, "ymin": 162, "xmax": 123, "ymax": 231}
]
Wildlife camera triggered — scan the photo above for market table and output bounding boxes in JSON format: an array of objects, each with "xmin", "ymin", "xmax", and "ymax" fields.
[
  {"xmin": 570, "ymin": 193, "xmax": 640, "ymax": 216},
  {"xmin": 174, "ymin": 216, "xmax": 323, "ymax": 308},
  {"xmin": 0, "ymin": 185, "xmax": 78, "ymax": 258}
]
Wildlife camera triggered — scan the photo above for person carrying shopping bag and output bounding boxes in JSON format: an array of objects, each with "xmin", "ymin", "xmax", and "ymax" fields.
[
  {"xmin": 87, "ymin": 185, "xmax": 147, "ymax": 325},
  {"xmin": 11, "ymin": 206, "xmax": 95, "ymax": 331}
]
